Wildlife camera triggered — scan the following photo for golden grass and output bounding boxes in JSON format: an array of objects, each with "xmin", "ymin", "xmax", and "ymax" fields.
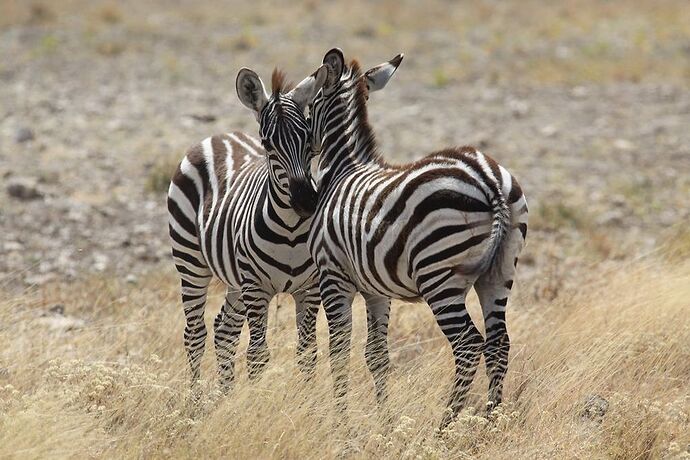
[{"xmin": 1, "ymin": 255, "xmax": 688, "ymax": 458}]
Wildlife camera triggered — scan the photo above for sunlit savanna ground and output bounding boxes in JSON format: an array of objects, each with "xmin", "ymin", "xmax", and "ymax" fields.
[{"xmin": 1, "ymin": 0, "xmax": 689, "ymax": 458}]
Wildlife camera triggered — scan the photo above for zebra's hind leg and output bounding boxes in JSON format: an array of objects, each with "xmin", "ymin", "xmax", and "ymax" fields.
[
  {"xmin": 293, "ymin": 286, "xmax": 320, "ymax": 378},
  {"xmin": 475, "ymin": 268, "xmax": 516, "ymax": 415},
  {"xmin": 361, "ymin": 292, "xmax": 391, "ymax": 405},
  {"xmin": 177, "ymin": 267, "xmax": 212, "ymax": 387},
  {"xmin": 420, "ymin": 272, "xmax": 483, "ymax": 429},
  {"xmin": 242, "ymin": 286, "xmax": 272, "ymax": 380},
  {"xmin": 213, "ymin": 289, "xmax": 245, "ymax": 393}
]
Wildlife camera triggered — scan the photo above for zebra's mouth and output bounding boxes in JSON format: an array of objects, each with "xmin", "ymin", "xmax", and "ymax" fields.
[{"xmin": 289, "ymin": 179, "xmax": 318, "ymax": 218}]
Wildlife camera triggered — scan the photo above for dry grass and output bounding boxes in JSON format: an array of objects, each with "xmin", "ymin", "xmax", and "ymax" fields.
[{"xmin": 1, "ymin": 254, "xmax": 688, "ymax": 459}]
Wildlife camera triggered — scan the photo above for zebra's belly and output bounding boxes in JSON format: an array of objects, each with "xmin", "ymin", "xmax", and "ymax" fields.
[
  {"xmin": 257, "ymin": 256, "xmax": 318, "ymax": 294},
  {"xmin": 203, "ymin": 232, "xmax": 317, "ymax": 295},
  {"xmin": 342, "ymin": 210, "xmax": 492, "ymax": 299}
]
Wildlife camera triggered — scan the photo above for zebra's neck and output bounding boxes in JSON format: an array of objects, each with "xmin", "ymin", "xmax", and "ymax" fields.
[{"xmin": 318, "ymin": 70, "xmax": 387, "ymax": 188}]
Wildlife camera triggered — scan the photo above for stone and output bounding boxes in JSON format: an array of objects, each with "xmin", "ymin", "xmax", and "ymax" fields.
[
  {"xmin": 6, "ymin": 178, "xmax": 43, "ymax": 200},
  {"xmin": 15, "ymin": 127, "xmax": 35, "ymax": 143},
  {"xmin": 581, "ymin": 394, "xmax": 609, "ymax": 421}
]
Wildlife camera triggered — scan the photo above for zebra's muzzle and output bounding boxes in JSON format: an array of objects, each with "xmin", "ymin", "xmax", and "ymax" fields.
[{"xmin": 289, "ymin": 179, "xmax": 318, "ymax": 218}]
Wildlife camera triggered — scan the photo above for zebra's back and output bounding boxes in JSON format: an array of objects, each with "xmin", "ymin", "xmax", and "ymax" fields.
[{"xmin": 311, "ymin": 146, "xmax": 528, "ymax": 299}]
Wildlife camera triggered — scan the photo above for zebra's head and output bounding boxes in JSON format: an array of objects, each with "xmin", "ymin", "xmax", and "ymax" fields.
[
  {"xmin": 236, "ymin": 65, "xmax": 328, "ymax": 217},
  {"xmin": 309, "ymin": 48, "xmax": 404, "ymax": 157}
]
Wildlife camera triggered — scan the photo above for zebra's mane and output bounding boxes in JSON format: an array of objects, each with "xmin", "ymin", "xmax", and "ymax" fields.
[
  {"xmin": 346, "ymin": 60, "xmax": 384, "ymax": 165},
  {"xmin": 271, "ymin": 68, "xmax": 294, "ymax": 96}
]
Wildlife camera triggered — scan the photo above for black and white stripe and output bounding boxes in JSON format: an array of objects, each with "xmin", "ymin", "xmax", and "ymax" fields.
[
  {"xmin": 296, "ymin": 50, "xmax": 529, "ymax": 426},
  {"xmin": 168, "ymin": 66, "xmax": 391, "ymax": 393},
  {"xmin": 168, "ymin": 125, "xmax": 323, "ymax": 390}
]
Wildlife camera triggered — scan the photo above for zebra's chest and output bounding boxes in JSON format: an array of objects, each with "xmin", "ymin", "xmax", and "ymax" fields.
[{"xmin": 243, "ymin": 235, "xmax": 316, "ymax": 291}]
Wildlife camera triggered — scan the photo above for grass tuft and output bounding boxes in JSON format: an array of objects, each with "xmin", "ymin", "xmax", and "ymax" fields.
[{"xmin": 1, "ymin": 256, "xmax": 688, "ymax": 458}]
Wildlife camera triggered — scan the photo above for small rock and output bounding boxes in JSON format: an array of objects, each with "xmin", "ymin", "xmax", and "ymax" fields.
[
  {"xmin": 540, "ymin": 125, "xmax": 558, "ymax": 137},
  {"xmin": 125, "ymin": 274, "xmax": 138, "ymax": 284},
  {"xmin": 581, "ymin": 394, "xmax": 609, "ymax": 421},
  {"xmin": 15, "ymin": 127, "xmax": 35, "ymax": 143},
  {"xmin": 3, "ymin": 241, "xmax": 24, "ymax": 252},
  {"xmin": 187, "ymin": 113, "xmax": 217, "ymax": 123},
  {"xmin": 6, "ymin": 178, "xmax": 43, "ymax": 200},
  {"xmin": 49, "ymin": 304, "xmax": 65, "ymax": 315},
  {"xmin": 507, "ymin": 99, "xmax": 530, "ymax": 118},
  {"xmin": 613, "ymin": 138, "xmax": 635, "ymax": 151},
  {"xmin": 571, "ymin": 86, "xmax": 589, "ymax": 98},
  {"xmin": 37, "ymin": 314, "xmax": 85, "ymax": 332},
  {"xmin": 24, "ymin": 273, "xmax": 55, "ymax": 286},
  {"xmin": 93, "ymin": 253, "xmax": 109, "ymax": 272},
  {"xmin": 596, "ymin": 210, "xmax": 625, "ymax": 227}
]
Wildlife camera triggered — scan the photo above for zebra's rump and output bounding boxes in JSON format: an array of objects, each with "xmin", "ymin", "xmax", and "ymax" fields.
[{"xmin": 167, "ymin": 132, "xmax": 266, "ymax": 285}]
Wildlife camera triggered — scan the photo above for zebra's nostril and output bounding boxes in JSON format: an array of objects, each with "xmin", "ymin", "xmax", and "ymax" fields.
[{"xmin": 289, "ymin": 179, "xmax": 317, "ymax": 217}]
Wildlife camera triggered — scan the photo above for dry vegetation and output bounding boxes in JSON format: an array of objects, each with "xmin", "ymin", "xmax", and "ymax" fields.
[
  {"xmin": 1, "ymin": 0, "xmax": 689, "ymax": 458},
  {"xmin": 1, "ymin": 251, "xmax": 688, "ymax": 459}
]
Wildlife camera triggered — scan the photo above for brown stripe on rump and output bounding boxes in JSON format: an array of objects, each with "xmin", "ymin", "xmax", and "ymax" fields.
[
  {"xmin": 508, "ymin": 175, "xmax": 524, "ymax": 205},
  {"xmin": 211, "ymin": 135, "xmax": 228, "ymax": 194}
]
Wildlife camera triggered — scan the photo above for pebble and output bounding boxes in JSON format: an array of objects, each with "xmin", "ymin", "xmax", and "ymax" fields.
[
  {"xmin": 613, "ymin": 138, "xmax": 635, "ymax": 151},
  {"xmin": 581, "ymin": 394, "xmax": 609, "ymax": 421},
  {"xmin": 540, "ymin": 125, "xmax": 558, "ymax": 137},
  {"xmin": 15, "ymin": 127, "xmax": 34, "ymax": 143},
  {"xmin": 6, "ymin": 178, "xmax": 43, "ymax": 200}
]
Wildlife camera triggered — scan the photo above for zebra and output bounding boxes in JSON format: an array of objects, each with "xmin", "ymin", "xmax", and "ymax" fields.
[
  {"xmin": 295, "ymin": 48, "xmax": 529, "ymax": 427},
  {"xmin": 166, "ymin": 64, "xmax": 329, "ymax": 391},
  {"xmin": 167, "ymin": 60, "xmax": 400, "ymax": 395}
]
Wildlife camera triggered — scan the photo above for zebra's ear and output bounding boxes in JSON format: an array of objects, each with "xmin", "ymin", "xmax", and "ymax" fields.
[
  {"xmin": 287, "ymin": 65, "xmax": 328, "ymax": 112},
  {"xmin": 363, "ymin": 53, "xmax": 404, "ymax": 93},
  {"xmin": 236, "ymin": 68, "xmax": 269, "ymax": 120},
  {"xmin": 322, "ymin": 47, "xmax": 345, "ymax": 90}
]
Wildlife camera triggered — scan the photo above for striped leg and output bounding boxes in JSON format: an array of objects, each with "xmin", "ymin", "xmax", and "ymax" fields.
[
  {"xmin": 420, "ymin": 272, "xmax": 483, "ymax": 429},
  {"xmin": 320, "ymin": 272, "xmax": 356, "ymax": 411},
  {"xmin": 213, "ymin": 290, "xmax": 244, "ymax": 393},
  {"xmin": 242, "ymin": 287, "xmax": 271, "ymax": 380},
  {"xmin": 293, "ymin": 286, "xmax": 320, "ymax": 378},
  {"xmin": 177, "ymin": 269, "xmax": 212, "ymax": 386},
  {"xmin": 361, "ymin": 292, "xmax": 391, "ymax": 404},
  {"xmin": 476, "ymin": 263, "xmax": 518, "ymax": 413}
]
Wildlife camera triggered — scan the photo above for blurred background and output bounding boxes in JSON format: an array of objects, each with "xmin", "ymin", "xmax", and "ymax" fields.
[
  {"xmin": 1, "ymin": 0, "xmax": 688, "ymax": 290},
  {"xmin": 1, "ymin": 2, "xmax": 689, "ymax": 457}
]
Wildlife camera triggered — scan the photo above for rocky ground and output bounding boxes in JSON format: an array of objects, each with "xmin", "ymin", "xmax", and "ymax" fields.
[
  {"xmin": 1, "ymin": 3, "xmax": 689, "ymax": 458},
  {"xmin": 1, "ymin": 0, "xmax": 688, "ymax": 292}
]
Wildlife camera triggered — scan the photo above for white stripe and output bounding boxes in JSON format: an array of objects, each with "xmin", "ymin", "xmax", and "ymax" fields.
[
  {"xmin": 168, "ymin": 183, "xmax": 196, "ymax": 221},
  {"xmin": 202, "ymin": 137, "xmax": 218, "ymax": 232}
]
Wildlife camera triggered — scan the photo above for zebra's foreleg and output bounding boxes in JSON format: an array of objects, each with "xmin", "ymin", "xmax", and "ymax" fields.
[
  {"xmin": 293, "ymin": 286, "xmax": 321, "ymax": 378},
  {"xmin": 213, "ymin": 290, "xmax": 245, "ymax": 393},
  {"xmin": 242, "ymin": 287, "xmax": 271, "ymax": 380},
  {"xmin": 361, "ymin": 292, "xmax": 391, "ymax": 405},
  {"xmin": 320, "ymin": 274, "xmax": 356, "ymax": 412}
]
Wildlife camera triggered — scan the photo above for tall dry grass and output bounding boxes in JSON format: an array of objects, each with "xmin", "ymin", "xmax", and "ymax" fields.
[{"xmin": 1, "ymin": 255, "xmax": 688, "ymax": 459}]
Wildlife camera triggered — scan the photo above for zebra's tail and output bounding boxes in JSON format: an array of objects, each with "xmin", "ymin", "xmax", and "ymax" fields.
[{"xmin": 456, "ymin": 189, "xmax": 511, "ymax": 277}]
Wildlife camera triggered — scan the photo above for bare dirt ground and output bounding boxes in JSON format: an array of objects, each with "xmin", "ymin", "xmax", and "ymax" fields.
[{"xmin": 1, "ymin": 1, "xmax": 689, "ymax": 458}]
